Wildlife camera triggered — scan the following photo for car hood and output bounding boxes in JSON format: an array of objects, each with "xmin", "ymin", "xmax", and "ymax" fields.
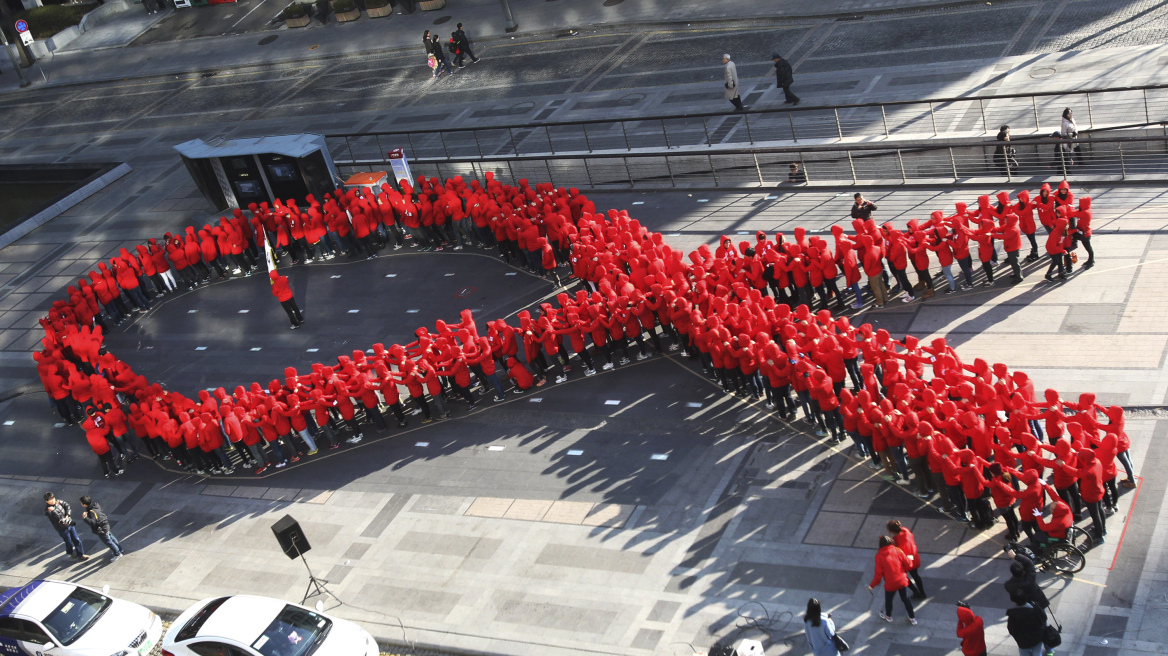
[
  {"xmin": 66, "ymin": 599, "xmax": 155, "ymax": 656},
  {"xmin": 315, "ymin": 618, "xmax": 377, "ymax": 656}
]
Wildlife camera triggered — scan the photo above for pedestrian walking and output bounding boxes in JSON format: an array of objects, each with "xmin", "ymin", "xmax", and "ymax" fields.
[
  {"xmin": 786, "ymin": 163, "xmax": 806, "ymax": 184},
  {"xmin": 887, "ymin": 520, "xmax": 927, "ymax": 599},
  {"xmin": 723, "ymin": 54, "xmax": 747, "ymax": 111},
  {"xmin": 1006, "ymin": 593, "xmax": 1051, "ymax": 656},
  {"xmin": 1060, "ymin": 107, "xmax": 1079, "ymax": 164},
  {"xmin": 452, "ymin": 23, "xmax": 480, "ymax": 67},
  {"xmin": 269, "ymin": 271, "xmax": 303, "ymax": 329},
  {"xmin": 431, "ymin": 34, "xmax": 455, "ymax": 77},
  {"xmin": 867, "ymin": 535, "xmax": 917, "ymax": 625},
  {"xmin": 803, "ymin": 598, "xmax": 841, "ymax": 656},
  {"xmin": 773, "ymin": 53, "xmax": 800, "ymax": 105},
  {"xmin": 956, "ymin": 603, "xmax": 987, "ymax": 656},
  {"xmin": 80, "ymin": 496, "xmax": 123, "ymax": 561},
  {"xmin": 44, "ymin": 492, "xmax": 88, "ymax": 561},
  {"xmin": 994, "ymin": 125, "xmax": 1017, "ymax": 176}
]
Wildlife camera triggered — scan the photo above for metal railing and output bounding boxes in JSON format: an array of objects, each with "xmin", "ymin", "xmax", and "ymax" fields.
[
  {"xmin": 333, "ymin": 133, "xmax": 1168, "ymax": 190},
  {"xmin": 325, "ymin": 83, "xmax": 1168, "ymax": 164}
]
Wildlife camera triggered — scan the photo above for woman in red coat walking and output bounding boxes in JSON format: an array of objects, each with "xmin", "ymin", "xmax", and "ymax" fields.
[
  {"xmin": 270, "ymin": 271, "xmax": 303, "ymax": 329},
  {"xmin": 867, "ymin": 535, "xmax": 918, "ymax": 625},
  {"xmin": 887, "ymin": 520, "xmax": 927, "ymax": 599}
]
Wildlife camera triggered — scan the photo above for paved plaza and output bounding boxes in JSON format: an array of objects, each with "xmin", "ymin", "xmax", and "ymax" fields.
[{"xmin": 1, "ymin": 1, "xmax": 1168, "ymax": 655}]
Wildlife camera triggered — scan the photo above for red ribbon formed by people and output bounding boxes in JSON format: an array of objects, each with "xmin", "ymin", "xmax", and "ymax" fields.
[{"xmin": 34, "ymin": 173, "xmax": 1130, "ymax": 543}]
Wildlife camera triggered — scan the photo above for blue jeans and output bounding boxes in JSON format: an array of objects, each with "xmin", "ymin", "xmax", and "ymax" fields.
[
  {"xmin": 57, "ymin": 525, "xmax": 84, "ymax": 557},
  {"xmin": 1018, "ymin": 644, "xmax": 1044, "ymax": 656},
  {"xmin": 99, "ymin": 532, "xmax": 123, "ymax": 556}
]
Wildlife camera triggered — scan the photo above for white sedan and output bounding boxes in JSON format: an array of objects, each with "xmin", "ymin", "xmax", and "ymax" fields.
[
  {"xmin": 0, "ymin": 579, "xmax": 161, "ymax": 656},
  {"xmin": 162, "ymin": 596, "xmax": 378, "ymax": 656}
]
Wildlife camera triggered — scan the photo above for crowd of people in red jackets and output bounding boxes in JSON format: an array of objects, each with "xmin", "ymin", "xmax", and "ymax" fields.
[{"xmin": 36, "ymin": 174, "xmax": 1129, "ymax": 560}]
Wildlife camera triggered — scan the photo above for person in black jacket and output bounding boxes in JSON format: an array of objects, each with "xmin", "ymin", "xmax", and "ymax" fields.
[
  {"xmin": 1006, "ymin": 593, "xmax": 1049, "ymax": 656},
  {"xmin": 45, "ymin": 492, "xmax": 88, "ymax": 561},
  {"xmin": 773, "ymin": 53, "xmax": 800, "ymax": 105},
  {"xmin": 81, "ymin": 496, "xmax": 124, "ymax": 560},
  {"xmin": 1004, "ymin": 549, "xmax": 1049, "ymax": 609},
  {"xmin": 851, "ymin": 193, "xmax": 876, "ymax": 220},
  {"xmin": 452, "ymin": 23, "xmax": 479, "ymax": 67},
  {"xmin": 430, "ymin": 34, "xmax": 455, "ymax": 77}
]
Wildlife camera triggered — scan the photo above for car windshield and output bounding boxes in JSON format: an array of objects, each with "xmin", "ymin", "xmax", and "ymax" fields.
[
  {"xmin": 40, "ymin": 587, "xmax": 111, "ymax": 645},
  {"xmin": 250, "ymin": 606, "xmax": 331, "ymax": 656}
]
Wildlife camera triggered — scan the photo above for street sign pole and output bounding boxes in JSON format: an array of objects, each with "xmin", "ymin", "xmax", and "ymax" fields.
[
  {"xmin": 0, "ymin": 1, "xmax": 32, "ymax": 68},
  {"xmin": 0, "ymin": 25, "xmax": 30, "ymax": 88},
  {"xmin": 498, "ymin": 0, "xmax": 518, "ymax": 33}
]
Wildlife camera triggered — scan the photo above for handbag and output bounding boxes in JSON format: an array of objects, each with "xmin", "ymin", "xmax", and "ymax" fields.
[
  {"xmin": 1043, "ymin": 607, "xmax": 1063, "ymax": 648},
  {"xmin": 427, "ymin": 54, "xmax": 438, "ymax": 69},
  {"xmin": 832, "ymin": 633, "xmax": 850, "ymax": 652}
]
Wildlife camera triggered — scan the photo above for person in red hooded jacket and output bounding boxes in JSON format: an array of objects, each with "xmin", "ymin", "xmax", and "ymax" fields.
[
  {"xmin": 1062, "ymin": 448, "xmax": 1107, "ymax": 542},
  {"xmin": 1043, "ymin": 217, "xmax": 1069, "ymax": 281},
  {"xmin": 269, "ymin": 271, "xmax": 303, "ymax": 329},
  {"xmin": 1072, "ymin": 196, "xmax": 1094, "ymax": 269},
  {"xmin": 887, "ymin": 520, "xmax": 927, "ymax": 599},
  {"xmin": 867, "ymin": 535, "xmax": 917, "ymax": 625},
  {"xmin": 955, "ymin": 605, "xmax": 986, "ymax": 656}
]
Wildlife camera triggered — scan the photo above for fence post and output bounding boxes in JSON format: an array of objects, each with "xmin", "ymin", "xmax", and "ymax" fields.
[
  {"xmin": 1032, "ymin": 96, "xmax": 1040, "ymax": 132},
  {"xmin": 929, "ymin": 102, "xmax": 938, "ymax": 136},
  {"xmin": 1117, "ymin": 143, "xmax": 1125, "ymax": 180},
  {"xmin": 438, "ymin": 130, "xmax": 450, "ymax": 159},
  {"xmin": 620, "ymin": 121, "xmax": 631, "ymax": 151},
  {"xmin": 881, "ymin": 105, "xmax": 889, "ymax": 137},
  {"xmin": 545, "ymin": 159, "xmax": 554, "ymax": 187},
  {"xmin": 545, "ymin": 125, "xmax": 555, "ymax": 155},
  {"xmin": 708, "ymin": 154, "xmax": 719, "ymax": 187},
  {"xmin": 896, "ymin": 149, "xmax": 907, "ymax": 183},
  {"xmin": 664, "ymin": 155, "xmax": 676, "ymax": 188},
  {"xmin": 582, "ymin": 124, "xmax": 593, "ymax": 153},
  {"xmin": 505, "ymin": 159, "xmax": 516, "ymax": 185},
  {"xmin": 753, "ymin": 153, "xmax": 763, "ymax": 186},
  {"xmin": 798, "ymin": 151, "xmax": 809, "ymax": 183},
  {"xmin": 702, "ymin": 116, "xmax": 713, "ymax": 147},
  {"xmin": 625, "ymin": 157, "xmax": 634, "ymax": 188},
  {"xmin": 583, "ymin": 157, "xmax": 595, "ymax": 187},
  {"xmin": 662, "ymin": 118, "xmax": 672, "ymax": 149},
  {"xmin": 978, "ymin": 98, "xmax": 987, "ymax": 134},
  {"xmin": 1144, "ymin": 88, "xmax": 1151, "ymax": 125},
  {"xmin": 1086, "ymin": 92, "xmax": 1094, "ymax": 129},
  {"xmin": 508, "ymin": 128, "xmax": 519, "ymax": 155},
  {"xmin": 847, "ymin": 150, "xmax": 857, "ymax": 184},
  {"xmin": 834, "ymin": 108, "xmax": 844, "ymax": 140},
  {"xmin": 346, "ymin": 137, "xmax": 357, "ymax": 166},
  {"xmin": 788, "ymin": 111, "xmax": 798, "ymax": 142},
  {"xmin": 473, "ymin": 130, "xmax": 484, "ymax": 158},
  {"xmin": 406, "ymin": 133, "xmax": 417, "ymax": 159},
  {"xmin": 744, "ymin": 112, "xmax": 755, "ymax": 145},
  {"xmin": 948, "ymin": 147, "xmax": 958, "ymax": 181}
]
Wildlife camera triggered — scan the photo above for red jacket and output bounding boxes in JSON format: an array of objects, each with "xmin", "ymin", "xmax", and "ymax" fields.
[
  {"xmin": 892, "ymin": 528, "xmax": 921, "ymax": 571},
  {"xmin": 270, "ymin": 274, "xmax": 293, "ymax": 302},
  {"xmin": 956, "ymin": 607, "xmax": 986, "ymax": 656},
  {"xmin": 869, "ymin": 544, "xmax": 911, "ymax": 591}
]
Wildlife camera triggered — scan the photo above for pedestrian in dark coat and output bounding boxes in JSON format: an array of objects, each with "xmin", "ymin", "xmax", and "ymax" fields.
[
  {"xmin": 431, "ymin": 34, "xmax": 455, "ymax": 77},
  {"xmin": 452, "ymin": 23, "xmax": 479, "ymax": 66},
  {"xmin": 1004, "ymin": 548, "xmax": 1050, "ymax": 609},
  {"xmin": 44, "ymin": 492, "xmax": 88, "ymax": 561},
  {"xmin": 80, "ymin": 496, "xmax": 124, "ymax": 560},
  {"xmin": 773, "ymin": 53, "xmax": 800, "ymax": 105},
  {"xmin": 1006, "ymin": 594, "xmax": 1049, "ymax": 656}
]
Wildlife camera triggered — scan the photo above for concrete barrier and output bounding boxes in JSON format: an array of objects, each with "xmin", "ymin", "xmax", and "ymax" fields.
[
  {"xmin": 0, "ymin": 163, "xmax": 133, "ymax": 250},
  {"xmin": 78, "ymin": 0, "xmax": 134, "ymax": 33}
]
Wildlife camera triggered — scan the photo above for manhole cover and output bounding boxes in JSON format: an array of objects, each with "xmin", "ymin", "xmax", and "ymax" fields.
[
  {"xmin": 258, "ymin": 34, "xmax": 278, "ymax": 45},
  {"xmin": 602, "ymin": 0, "xmax": 624, "ymax": 5},
  {"xmin": 433, "ymin": 14, "xmax": 451, "ymax": 24},
  {"xmin": 455, "ymin": 286, "xmax": 476, "ymax": 298},
  {"xmin": 1030, "ymin": 66, "xmax": 1056, "ymax": 79}
]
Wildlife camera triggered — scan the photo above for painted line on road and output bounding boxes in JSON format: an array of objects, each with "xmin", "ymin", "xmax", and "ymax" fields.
[
  {"xmin": 1110, "ymin": 475, "xmax": 1144, "ymax": 571},
  {"xmin": 229, "ymin": 0, "xmax": 273, "ymax": 30}
]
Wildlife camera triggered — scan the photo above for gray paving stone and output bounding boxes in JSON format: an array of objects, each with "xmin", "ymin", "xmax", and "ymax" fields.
[
  {"xmin": 492, "ymin": 594, "xmax": 620, "ymax": 635},
  {"xmin": 727, "ymin": 561, "xmax": 864, "ymax": 595},
  {"xmin": 535, "ymin": 544, "xmax": 652, "ymax": 574},
  {"xmin": 630, "ymin": 628, "xmax": 664, "ymax": 651},
  {"xmin": 646, "ymin": 600, "xmax": 680, "ymax": 623},
  {"xmin": 395, "ymin": 531, "xmax": 502, "ymax": 560}
]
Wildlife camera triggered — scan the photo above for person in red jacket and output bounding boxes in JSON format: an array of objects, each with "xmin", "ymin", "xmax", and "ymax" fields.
[
  {"xmin": 1063, "ymin": 448, "xmax": 1107, "ymax": 542},
  {"xmin": 867, "ymin": 535, "xmax": 918, "ymax": 625},
  {"xmin": 990, "ymin": 214, "xmax": 1024, "ymax": 284},
  {"xmin": 956, "ymin": 605, "xmax": 986, "ymax": 656},
  {"xmin": 1072, "ymin": 196, "xmax": 1094, "ymax": 269},
  {"xmin": 269, "ymin": 271, "xmax": 303, "ymax": 329},
  {"xmin": 1031, "ymin": 497, "xmax": 1073, "ymax": 551},
  {"xmin": 887, "ymin": 520, "xmax": 927, "ymax": 599},
  {"xmin": 1044, "ymin": 217, "xmax": 1069, "ymax": 281}
]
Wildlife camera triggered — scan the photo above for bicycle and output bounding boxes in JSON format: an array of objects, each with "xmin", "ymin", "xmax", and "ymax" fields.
[
  {"xmin": 1007, "ymin": 539, "xmax": 1086, "ymax": 574},
  {"xmin": 1065, "ymin": 524, "xmax": 1093, "ymax": 552}
]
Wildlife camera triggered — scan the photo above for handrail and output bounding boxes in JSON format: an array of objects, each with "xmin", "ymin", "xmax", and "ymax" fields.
[{"xmin": 324, "ymin": 82, "xmax": 1168, "ymax": 139}]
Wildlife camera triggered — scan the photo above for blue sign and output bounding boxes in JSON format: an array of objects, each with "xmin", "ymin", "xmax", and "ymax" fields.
[{"xmin": 14, "ymin": 19, "xmax": 28, "ymax": 33}]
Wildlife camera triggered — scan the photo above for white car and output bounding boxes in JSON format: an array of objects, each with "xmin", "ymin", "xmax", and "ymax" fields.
[
  {"xmin": 162, "ymin": 595, "xmax": 378, "ymax": 656},
  {"xmin": 0, "ymin": 579, "xmax": 161, "ymax": 656}
]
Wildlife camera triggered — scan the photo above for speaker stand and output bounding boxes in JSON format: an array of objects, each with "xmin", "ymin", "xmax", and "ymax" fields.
[{"xmin": 293, "ymin": 546, "xmax": 341, "ymax": 606}]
